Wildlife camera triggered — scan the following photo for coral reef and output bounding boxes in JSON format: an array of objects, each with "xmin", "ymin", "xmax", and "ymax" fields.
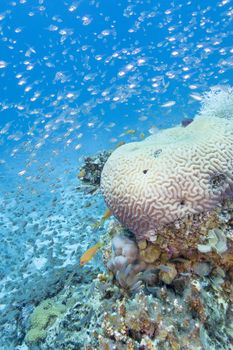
[
  {"xmin": 15, "ymin": 198, "xmax": 232, "ymax": 350},
  {"xmin": 101, "ymin": 88, "xmax": 233, "ymax": 241},
  {"xmin": 97, "ymin": 272, "xmax": 233, "ymax": 350},
  {"xmin": 98, "ymin": 199, "xmax": 233, "ymax": 349},
  {"xmin": 18, "ymin": 252, "xmax": 232, "ymax": 350}
]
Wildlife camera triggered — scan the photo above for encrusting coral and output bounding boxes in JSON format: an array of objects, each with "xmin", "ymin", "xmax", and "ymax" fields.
[
  {"xmin": 25, "ymin": 298, "xmax": 66, "ymax": 345},
  {"xmin": 101, "ymin": 88, "xmax": 233, "ymax": 242}
]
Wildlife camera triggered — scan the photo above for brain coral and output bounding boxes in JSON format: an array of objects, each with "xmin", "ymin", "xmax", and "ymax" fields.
[{"xmin": 101, "ymin": 88, "xmax": 233, "ymax": 240}]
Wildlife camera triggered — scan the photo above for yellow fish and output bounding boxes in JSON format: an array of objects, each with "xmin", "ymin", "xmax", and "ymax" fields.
[
  {"xmin": 91, "ymin": 209, "xmax": 113, "ymax": 229},
  {"xmin": 80, "ymin": 242, "xmax": 103, "ymax": 266},
  {"xmin": 102, "ymin": 208, "xmax": 112, "ymax": 220},
  {"xmin": 124, "ymin": 129, "xmax": 136, "ymax": 135},
  {"xmin": 139, "ymin": 132, "xmax": 145, "ymax": 139}
]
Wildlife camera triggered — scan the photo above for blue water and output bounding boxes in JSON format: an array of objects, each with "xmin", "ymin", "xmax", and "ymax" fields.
[{"xmin": 0, "ymin": 0, "xmax": 233, "ymax": 349}]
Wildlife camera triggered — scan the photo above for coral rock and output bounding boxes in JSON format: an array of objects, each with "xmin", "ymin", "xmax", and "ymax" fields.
[
  {"xmin": 139, "ymin": 244, "xmax": 161, "ymax": 263},
  {"xmin": 159, "ymin": 263, "xmax": 177, "ymax": 284}
]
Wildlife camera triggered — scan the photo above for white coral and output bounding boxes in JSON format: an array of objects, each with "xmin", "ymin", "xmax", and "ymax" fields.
[
  {"xmin": 101, "ymin": 88, "xmax": 233, "ymax": 240},
  {"xmin": 197, "ymin": 228, "xmax": 228, "ymax": 254},
  {"xmin": 198, "ymin": 86, "xmax": 233, "ymax": 120}
]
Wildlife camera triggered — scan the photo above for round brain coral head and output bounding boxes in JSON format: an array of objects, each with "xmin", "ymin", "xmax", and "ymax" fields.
[{"xmin": 101, "ymin": 88, "xmax": 233, "ymax": 241}]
